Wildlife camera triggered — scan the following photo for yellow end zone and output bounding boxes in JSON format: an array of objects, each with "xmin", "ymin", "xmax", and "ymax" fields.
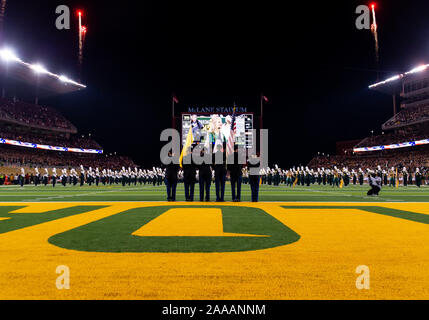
[{"xmin": 0, "ymin": 201, "xmax": 429, "ymax": 300}]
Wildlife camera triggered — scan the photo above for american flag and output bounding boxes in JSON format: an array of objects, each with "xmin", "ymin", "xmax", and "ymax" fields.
[{"xmin": 226, "ymin": 107, "xmax": 236, "ymax": 156}]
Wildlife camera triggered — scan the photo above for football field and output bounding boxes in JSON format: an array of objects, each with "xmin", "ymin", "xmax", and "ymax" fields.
[{"xmin": 1, "ymin": 183, "xmax": 429, "ymax": 300}]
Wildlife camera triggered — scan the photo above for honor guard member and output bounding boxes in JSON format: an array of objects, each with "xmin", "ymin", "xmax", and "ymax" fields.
[
  {"xmin": 183, "ymin": 148, "xmax": 196, "ymax": 201},
  {"xmin": 227, "ymin": 145, "xmax": 243, "ymax": 202},
  {"xmin": 248, "ymin": 154, "xmax": 261, "ymax": 202},
  {"xmin": 403, "ymin": 167, "xmax": 408, "ymax": 186},
  {"xmin": 213, "ymin": 144, "xmax": 227, "ymax": 202},
  {"xmin": 34, "ymin": 168, "xmax": 40, "ymax": 186},
  {"xmin": 415, "ymin": 168, "xmax": 422, "ymax": 187},
  {"xmin": 198, "ymin": 149, "xmax": 212, "ymax": 202},
  {"xmin": 80, "ymin": 165, "xmax": 85, "ymax": 186},
  {"xmin": 164, "ymin": 152, "xmax": 180, "ymax": 201}
]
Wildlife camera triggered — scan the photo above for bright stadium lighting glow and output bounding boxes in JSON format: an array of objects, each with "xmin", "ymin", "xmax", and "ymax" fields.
[
  {"xmin": 369, "ymin": 63, "xmax": 429, "ymax": 88},
  {"xmin": 405, "ymin": 64, "xmax": 429, "ymax": 74},
  {"xmin": 30, "ymin": 64, "xmax": 48, "ymax": 74},
  {"xmin": 58, "ymin": 75, "xmax": 70, "ymax": 82},
  {"xmin": 0, "ymin": 48, "xmax": 20, "ymax": 62},
  {"xmin": 0, "ymin": 46, "xmax": 86, "ymax": 88}
]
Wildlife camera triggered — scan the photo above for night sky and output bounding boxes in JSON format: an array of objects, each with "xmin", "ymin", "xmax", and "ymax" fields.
[{"xmin": 2, "ymin": 0, "xmax": 429, "ymax": 168}]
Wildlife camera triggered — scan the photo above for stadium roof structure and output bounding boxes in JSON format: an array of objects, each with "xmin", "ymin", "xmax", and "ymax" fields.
[{"xmin": 0, "ymin": 48, "xmax": 86, "ymax": 97}]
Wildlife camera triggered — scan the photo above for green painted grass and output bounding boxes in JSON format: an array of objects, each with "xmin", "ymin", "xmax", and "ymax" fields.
[{"xmin": 0, "ymin": 183, "xmax": 428, "ymax": 202}]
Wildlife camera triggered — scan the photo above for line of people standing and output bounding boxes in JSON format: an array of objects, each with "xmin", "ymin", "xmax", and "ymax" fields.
[{"xmin": 164, "ymin": 146, "xmax": 260, "ymax": 202}]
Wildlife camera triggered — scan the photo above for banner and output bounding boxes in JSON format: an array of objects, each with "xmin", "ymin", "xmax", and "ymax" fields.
[
  {"xmin": 0, "ymin": 137, "xmax": 103, "ymax": 154},
  {"xmin": 353, "ymin": 138, "xmax": 429, "ymax": 153}
]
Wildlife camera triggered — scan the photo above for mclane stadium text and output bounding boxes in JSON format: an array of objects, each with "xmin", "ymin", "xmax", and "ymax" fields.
[{"xmin": 162, "ymin": 304, "xmax": 266, "ymax": 317}]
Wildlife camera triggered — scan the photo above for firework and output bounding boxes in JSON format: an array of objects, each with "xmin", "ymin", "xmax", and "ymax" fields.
[
  {"xmin": 370, "ymin": 3, "xmax": 379, "ymax": 66},
  {"xmin": 0, "ymin": 0, "xmax": 7, "ymax": 43},
  {"xmin": 77, "ymin": 10, "xmax": 86, "ymax": 81}
]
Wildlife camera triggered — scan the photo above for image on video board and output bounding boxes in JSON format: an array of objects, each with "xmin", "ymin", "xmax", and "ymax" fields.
[{"xmin": 182, "ymin": 113, "xmax": 253, "ymax": 149}]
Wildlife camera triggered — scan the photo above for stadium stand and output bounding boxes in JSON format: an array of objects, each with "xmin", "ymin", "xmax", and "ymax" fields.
[
  {"xmin": 382, "ymin": 104, "xmax": 429, "ymax": 130},
  {"xmin": 0, "ymin": 97, "xmax": 77, "ymax": 133},
  {"xmin": 308, "ymin": 144, "xmax": 429, "ymax": 170},
  {"xmin": 0, "ymin": 125, "xmax": 101, "ymax": 149},
  {"xmin": 0, "ymin": 145, "xmax": 135, "ymax": 170}
]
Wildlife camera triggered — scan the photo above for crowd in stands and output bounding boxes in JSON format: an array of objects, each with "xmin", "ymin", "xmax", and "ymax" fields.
[
  {"xmin": 309, "ymin": 145, "xmax": 429, "ymax": 171},
  {"xmin": 355, "ymin": 127, "xmax": 429, "ymax": 148},
  {"xmin": 0, "ymin": 145, "xmax": 135, "ymax": 169},
  {"xmin": 0, "ymin": 127, "xmax": 101, "ymax": 149},
  {"xmin": 0, "ymin": 97, "xmax": 75, "ymax": 131},
  {"xmin": 383, "ymin": 104, "xmax": 429, "ymax": 129}
]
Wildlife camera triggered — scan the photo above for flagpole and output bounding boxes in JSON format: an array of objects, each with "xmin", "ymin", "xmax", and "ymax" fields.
[
  {"xmin": 260, "ymin": 93, "xmax": 263, "ymax": 130},
  {"xmin": 172, "ymin": 94, "xmax": 175, "ymax": 129}
]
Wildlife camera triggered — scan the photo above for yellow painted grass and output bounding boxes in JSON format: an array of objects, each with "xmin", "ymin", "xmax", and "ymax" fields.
[{"xmin": 0, "ymin": 202, "xmax": 428, "ymax": 299}]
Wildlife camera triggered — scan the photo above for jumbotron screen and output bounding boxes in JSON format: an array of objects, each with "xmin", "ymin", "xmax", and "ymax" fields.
[{"xmin": 181, "ymin": 113, "xmax": 254, "ymax": 149}]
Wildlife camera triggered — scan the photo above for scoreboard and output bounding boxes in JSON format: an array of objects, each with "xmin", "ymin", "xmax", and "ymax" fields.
[{"xmin": 181, "ymin": 113, "xmax": 254, "ymax": 149}]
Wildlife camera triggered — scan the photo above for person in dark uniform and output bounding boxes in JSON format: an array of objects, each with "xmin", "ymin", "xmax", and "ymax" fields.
[
  {"xmin": 183, "ymin": 148, "xmax": 196, "ymax": 201},
  {"xmin": 213, "ymin": 144, "xmax": 227, "ymax": 202},
  {"xmin": 227, "ymin": 145, "xmax": 242, "ymax": 202},
  {"xmin": 164, "ymin": 152, "xmax": 179, "ymax": 201},
  {"xmin": 198, "ymin": 149, "xmax": 212, "ymax": 201},
  {"xmin": 248, "ymin": 154, "xmax": 261, "ymax": 202}
]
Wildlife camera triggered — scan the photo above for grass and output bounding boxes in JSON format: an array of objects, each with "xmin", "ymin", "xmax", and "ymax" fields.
[{"xmin": 0, "ymin": 183, "xmax": 428, "ymax": 202}]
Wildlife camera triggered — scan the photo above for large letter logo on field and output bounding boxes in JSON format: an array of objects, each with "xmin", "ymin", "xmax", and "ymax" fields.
[{"xmin": 48, "ymin": 206, "xmax": 300, "ymax": 252}]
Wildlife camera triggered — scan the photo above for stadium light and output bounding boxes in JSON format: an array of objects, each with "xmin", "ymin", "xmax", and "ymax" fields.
[
  {"xmin": 30, "ymin": 64, "xmax": 48, "ymax": 74},
  {"xmin": 405, "ymin": 64, "xmax": 429, "ymax": 75},
  {"xmin": 0, "ymin": 49, "xmax": 20, "ymax": 62},
  {"xmin": 59, "ymin": 75, "xmax": 71, "ymax": 82}
]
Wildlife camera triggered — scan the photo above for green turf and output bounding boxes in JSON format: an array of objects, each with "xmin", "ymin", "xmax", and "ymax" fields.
[
  {"xmin": 282, "ymin": 206, "xmax": 429, "ymax": 224},
  {"xmin": 0, "ymin": 206, "xmax": 106, "ymax": 234},
  {"xmin": 0, "ymin": 183, "xmax": 428, "ymax": 202},
  {"xmin": 48, "ymin": 206, "xmax": 300, "ymax": 252}
]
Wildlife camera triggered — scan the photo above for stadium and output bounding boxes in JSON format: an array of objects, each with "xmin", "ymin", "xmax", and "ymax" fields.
[{"xmin": 2, "ymin": 1, "xmax": 429, "ymax": 307}]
